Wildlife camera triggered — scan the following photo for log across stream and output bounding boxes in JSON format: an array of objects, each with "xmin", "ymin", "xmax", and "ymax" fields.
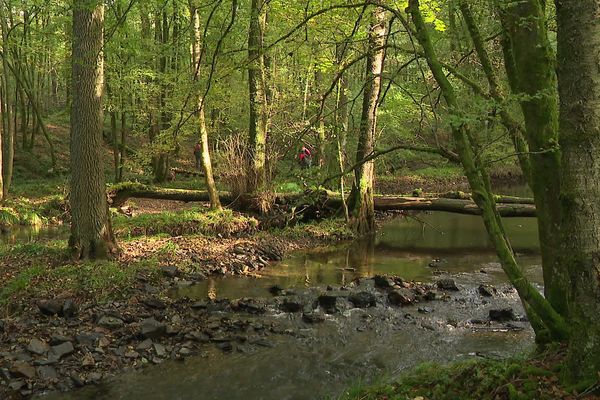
[{"xmin": 109, "ymin": 183, "xmax": 536, "ymax": 217}]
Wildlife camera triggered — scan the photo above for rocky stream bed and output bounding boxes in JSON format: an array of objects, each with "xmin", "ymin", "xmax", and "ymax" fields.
[{"xmin": 0, "ymin": 268, "xmax": 531, "ymax": 399}]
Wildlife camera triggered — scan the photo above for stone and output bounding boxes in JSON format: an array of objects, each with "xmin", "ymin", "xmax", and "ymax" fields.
[
  {"xmin": 61, "ymin": 299, "xmax": 78, "ymax": 318},
  {"xmin": 76, "ymin": 332, "xmax": 102, "ymax": 348},
  {"xmin": 186, "ymin": 331, "xmax": 210, "ymax": 343},
  {"xmin": 478, "ymin": 284, "xmax": 496, "ymax": 297},
  {"xmin": 281, "ymin": 298, "xmax": 303, "ymax": 313},
  {"xmin": 215, "ymin": 342, "xmax": 233, "ymax": 352},
  {"xmin": 373, "ymin": 275, "xmax": 396, "ymax": 288},
  {"xmin": 489, "ymin": 308, "xmax": 515, "ymax": 322},
  {"xmin": 238, "ymin": 299, "xmax": 266, "ymax": 314},
  {"xmin": 98, "ymin": 316, "xmax": 125, "ymax": 330},
  {"xmin": 124, "ymin": 350, "xmax": 139, "ymax": 359},
  {"xmin": 37, "ymin": 366, "xmax": 58, "ymax": 381},
  {"xmin": 87, "ymin": 372, "xmax": 103, "ymax": 383},
  {"xmin": 48, "ymin": 342, "xmax": 75, "ymax": 360},
  {"xmin": 348, "ymin": 291, "xmax": 377, "ymax": 308},
  {"xmin": 418, "ymin": 307, "xmax": 434, "ymax": 314},
  {"xmin": 268, "ymin": 285, "xmax": 284, "ymax": 296},
  {"xmin": 141, "ymin": 318, "xmax": 167, "ymax": 339},
  {"xmin": 37, "ymin": 299, "xmax": 63, "ymax": 316},
  {"xmin": 191, "ymin": 301, "xmax": 208, "ymax": 309},
  {"xmin": 388, "ymin": 289, "xmax": 416, "ymax": 306},
  {"xmin": 70, "ymin": 372, "xmax": 85, "ymax": 387},
  {"xmin": 136, "ymin": 339, "xmax": 153, "ymax": 351},
  {"xmin": 318, "ymin": 292, "xmax": 349, "ymax": 314},
  {"xmin": 81, "ymin": 354, "xmax": 95, "ymax": 367},
  {"xmin": 179, "ymin": 347, "xmax": 192, "ymax": 356},
  {"xmin": 142, "ymin": 297, "xmax": 167, "ymax": 309},
  {"xmin": 437, "ymin": 279, "xmax": 459, "ymax": 291},
  {"xmin": 302, "ymin": 312, "xmax": 325, "ymax": 324},
  {"xmin": 26, "ymin": 339, "xmax": 49, "ymax": 356},
  {"xmin": 153, "ymin": 343, "xmax": 166, "ymax": 357},
  {"xmin": 175, "ymin": 280, "xmax": 193, "ymax": 289},
  {"xmin": 10, "ymin": 362, "xmax": 36, "ymax": 379},
  {"xmin": 50, "ymin": 334, "xmax": 73, "ymax": 346},
  {"xmin": 160, "ymin": 265, "xmax": 179, "ymax": 277},
  {"xmin": 9, "ymin": 380, "xmax": 25, "ymax": 391}
]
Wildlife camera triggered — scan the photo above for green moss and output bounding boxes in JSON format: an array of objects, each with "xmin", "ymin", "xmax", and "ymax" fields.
[
  {"xmin": 112, "ymin": 207, "xmax": 258, "ymax": 237},
  {"xmin": 340, "ymin": 354, "xmax": 573, "ymax": 400},
  {"xmin": 271, "ymin": 218, "xmax": 355, "ymax": 241}
]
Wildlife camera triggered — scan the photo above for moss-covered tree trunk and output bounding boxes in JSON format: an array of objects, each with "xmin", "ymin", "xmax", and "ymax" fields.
[
  {"xmin": 191, "ymin": 4, "xmax": 221, "ymax": 210},
  {"xmin": 70, "ymin": 0, "xmax": 117, "ymax": 259},
  {"xmin": 555, "ymin": 0, "xmax": 600, "ymax": 380},
  {"xmin": 408, "ymin": 0, "xmax": 568, "ymax": 341},
  {"xmin": 497, "ymin": 0, "xmax": 568, "ymax": 319},
  {"xmin": 247, "ymin": 0, "xmax": 268, "ymax": 192},
  {"xmin": 349, "ymin": 6, "xmax": 386, "ymax": 235},
  {"xmin": 0, "ymin": 9, "xmax": 14, "ymax": 199}
]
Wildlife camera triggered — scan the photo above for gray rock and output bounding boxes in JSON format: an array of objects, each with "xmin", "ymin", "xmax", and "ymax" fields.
[
  {"xmin": 27, "ymin": 339, "xmax": 49, "ymax": 355},
  {"xmin": 136, "ymin": 339, "xmax": 153, "ymax": 351},
  {"xmin": 9, "ymin": 380, "xmax": 25, "ymax": 391},
  {"xmin": 50, "ymin": 334, "xmax": 73, "ymax": 346},
  {"xmin": 10, "ymin": 362, "xmax": 36, "ymax": 379},
  {"xmin": 141, "ymin": 318, "xmax": 167, "ymax": 339},
  {"xmin": 388, "ymin": 289, "xmax": 416, "ymax": 306},
  {"xmin": 489, "ymin": 308, "xmax": 515, "ymax": 322},
  {"xmin": 348, "ymin": 291, "xmax": 377, "ymax": 308},
  {"xmin": 153, "ymin": 343, "xmax": 166, "ymax": 357},
  {"xmin": 318, "ymin": 292, "xmax": 348, "ymax": 314},
  {"xmin": 175, "ymin": 280, "xmax": 193, "ymax": 288},
  {"xmin": 75, "ymin": 332, "xmax": 102, "ymax": 347},
  {"xmin": 48, "ymin": 342, "xmax": 75, "ymax": 359},
  {"xmin": 437, "ymin": 279, "xmax": 459, "ymax": 291},
  {"xmin": 215, "ymin": 342, "xmax": 233, "ymax": 352},
  {"xmin": 37, "ymin": 299, "xmax": 63, "ymax": 316},
  {"xmin": 70, "ymin": 372, "xmax": 85, "ymax": 387},
  {"xmin": 178, "ymin": 347, "xmax": 192, "ymax": 356},
  {"xmin": 302, "ymin": 312, "xmax": 325, "ymax": 324},
  {"xmin": 478, "ymin": 284, "xmax": 496, "ymax": 297},
  {"xmin": 62, "ymin": 299, "xmax": 78, "ymax": 318},
  {"xmin": 87, "ymin": 372, "xmax": 102, "ymax": 383},
  {"xmin": 281, "ymin": 298, "xmax": 303, "ymax": 313},
  {"xmin": 98, "ymin": 316, "xmax": 125, "ymax": 330},
  {"xmin": 142, "ymin": 298, "xmax": 166, "ymax": 309},
  {"xmin": 418, "ymin": 307, "xmax": 434, "ymax": 314},
  {"xmin": 373, "ymin": 275, "xmax": 396, "ymax": 288},
  {"xmin": 238, "ymin": 299, "xmax": 266, "ymax": 314},
  {"xmin": 37, "ymin": 366, "xmax": 58, "ymax": 381}
]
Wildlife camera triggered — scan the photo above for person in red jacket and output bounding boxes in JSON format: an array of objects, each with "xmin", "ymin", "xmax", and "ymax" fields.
[
  {"xmin": 194, "ymin": 142, "xmax": 202, "ymax": 169},
  {"xmin": 298, "ymin": 146, "xmax": 312, "ymax": 169}
]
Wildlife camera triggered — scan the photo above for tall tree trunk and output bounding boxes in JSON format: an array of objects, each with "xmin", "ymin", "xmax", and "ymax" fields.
[
  {"xmin": 0, "ymin": 9, "xmax": 15, "ymax": 198},
  {"xmin": 496, "ymin": 0, "xmax": 568, "ymax": 319},
  {"xmin": 349, "ymin": 7, "xmax": 386, "ymax": 235},
  {"xmin": 191, "ymin": 3, "xmax": 221, "ymax": 210},
  {"xmin": 555, "ymin": 0, "xmax": 600, "ymax": 380},
  {"xmin": 70, "ymin": 0, "xmax": 117, "ymax": 259},
  {"xmin": 247, "ymin": 0, "xmax": 268, "ymax": 192}
]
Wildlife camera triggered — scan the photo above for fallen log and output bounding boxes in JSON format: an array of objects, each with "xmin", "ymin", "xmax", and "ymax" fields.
[{"xmin": 109, "ymin": 183, "xmax": 536, "ymax": 217}]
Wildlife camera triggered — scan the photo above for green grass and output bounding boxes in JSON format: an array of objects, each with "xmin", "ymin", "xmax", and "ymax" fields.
[
  {"xmin": 112, "ymin": 207, "xmax": 258, "ymax": 237},
  {"xmin": 0, "ymin": 266, "xmax": 45, "ymax": 305},
  {"xmin": 44, "ymin": 260, "xmax": 159, "ymax": 300},
  {"xmin": 339, "ymin": 353, "xmax": 578, "ymax": 400}
]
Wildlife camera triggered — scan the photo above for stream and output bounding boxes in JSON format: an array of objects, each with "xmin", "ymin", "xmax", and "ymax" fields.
[{"xmin": 34, "ymin": 208, "xmax": 541, "ymax": 400}]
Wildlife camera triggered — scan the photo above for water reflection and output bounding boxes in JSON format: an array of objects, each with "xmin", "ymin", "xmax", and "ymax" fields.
[{"xmin": 178, "ymin": 212, "xmax": 541, "ymax": 301}]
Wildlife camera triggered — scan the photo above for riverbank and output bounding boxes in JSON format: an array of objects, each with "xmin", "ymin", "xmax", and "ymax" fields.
[
  {"xmin": 0, "ymin": 215, "xmax": 359, "ymax": 398},
  {"xmin": 340, "ymin": 345, "xmax": 599, "ymax": 400}
]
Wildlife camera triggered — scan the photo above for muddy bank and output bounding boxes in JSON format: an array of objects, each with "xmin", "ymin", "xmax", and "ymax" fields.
[{"xmin": 0, "ymin": 272, "xmax": 531, "ymax": 399}]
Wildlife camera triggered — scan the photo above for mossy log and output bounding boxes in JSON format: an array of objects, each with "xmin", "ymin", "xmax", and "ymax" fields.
[{"xmin": 109, "ymin": 183, "xmax": 536, "ymax": 217}]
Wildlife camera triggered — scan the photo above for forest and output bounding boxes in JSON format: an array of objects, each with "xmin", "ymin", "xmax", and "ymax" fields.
[{"xmin": 0, "ymin": 0, "xmax": 599, "ymax": 399}]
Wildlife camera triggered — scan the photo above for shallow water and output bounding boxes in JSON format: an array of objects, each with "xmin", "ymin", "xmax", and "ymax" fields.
[
  {"xmin": 41, "ymin": 207, "xmax": 540, "ymax": 400},
  {"xmin": 178, "ymin": 211, "xmax": 541, "ymax": 300}
]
